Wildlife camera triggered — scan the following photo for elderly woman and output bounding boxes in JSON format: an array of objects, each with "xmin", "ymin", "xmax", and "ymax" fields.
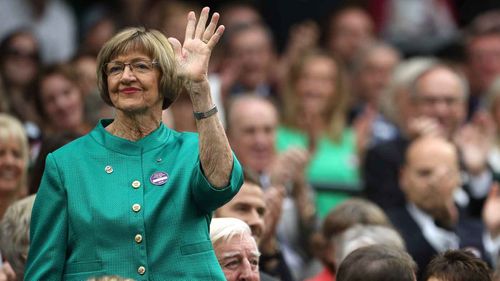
[
  {"xmin": 25, "ymin": 7, "xmax": 243, "ymax": 281},
  {"xmin": 0, "ymin": 194, "xmax": 36, "ymax": 281},
  {"xmin": 0, "ymin": 113, "xmax": 29, "ymax": 218}
]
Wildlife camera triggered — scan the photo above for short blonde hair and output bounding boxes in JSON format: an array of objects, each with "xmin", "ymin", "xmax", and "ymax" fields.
[
  {"xmin": 96, "ymin": 27, "xmax": 183, "ymax": 110},
  {"xmin": 0, "ymin": 114, "xmax": 29, "ymax": 191},
  {"xmin": 0, "ymin": 195, "xmax": 36, "ymax": 280}
]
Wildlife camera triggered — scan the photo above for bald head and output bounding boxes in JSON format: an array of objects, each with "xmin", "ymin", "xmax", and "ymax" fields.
[
  {"xmin": 401, "ymin": 136, "xmax": 460, "ymax": 223},
  {"xmin": 227, "ymin": 95, "xmax": 278, "ymax": 172}
]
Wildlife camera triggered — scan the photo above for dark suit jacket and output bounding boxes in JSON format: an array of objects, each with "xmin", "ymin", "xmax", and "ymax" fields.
[{"xmin": 387, "ymin": 206, "xmax": 488, "ymax": 280}]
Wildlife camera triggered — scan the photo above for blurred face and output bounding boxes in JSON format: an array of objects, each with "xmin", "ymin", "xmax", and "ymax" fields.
[
  {"xmin": 74, "ymin": 56, "xmax": 98, "ymax": 97},
  {"xmin": 358, "ymin": 47, "xmax": 399, "ymax": 104},
  {"xmin": 107, "ymin": 51, "xmax": 162, "ymax": 114},
  {"xmin": 2, "ymin": 33, "xmax": 39, "ymax": 87},
  {"xmin": 41, "ymin": 74, "xmax": 84, "ymax": 131},
  {"xmin": 230, "ymin": 27, "xmax": 274, "ymax": 89},
  {"xmin": 215, "ymin": 182, "xmax": 266, "ymax": 241},
  {"xmin": 401, "ymin": 138, "xmax": 460, "ymax": 219},
  {"xmin": 214, "ymin": 233, "xmax": 260, "ymax": 281},
  {"xmin": 229, "ymin": 99, "xmax": 277, "ymax": 172},
  {"xmin": 328, "ymin": 8, "xmax": 374, "ymax": 63},
  {"xmin": 296, "ymin": 56, "xmax": 337, "ymax": 115},
  {"xmin": 414, "ymin": 68, "xmax": 466, "ymax": 138},
  {"xmin": 467, "ymin": 34, "xmax": 500, "ymax": 92},
  {"xmin": 0, "ymin": 136, "xmax": 25, "ymax": 194}
]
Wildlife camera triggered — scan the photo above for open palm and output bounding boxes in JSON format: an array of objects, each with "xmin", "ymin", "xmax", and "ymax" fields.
[{"xmin": 168, "ymin": 7, "xmax": 224, "ymax": 83}]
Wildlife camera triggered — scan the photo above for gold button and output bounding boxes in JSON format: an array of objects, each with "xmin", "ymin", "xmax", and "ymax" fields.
[
  {"xmin": 105, "ymin": 165, "xmax": 113, "ymax": 174},
  {"xmin": 132, "ymin": 180, "xmax": 141, "ymax": 189},
  {"xmin": 132, "ymin": 204, "xmax": 141, "ymax": 212},
  {"xmin": 138, "ymin": 266, "xmax": 146, "ymax": 275},
  {"xmin": 135, "ymin": 234, "xmax": 143, "ymax": 243}
]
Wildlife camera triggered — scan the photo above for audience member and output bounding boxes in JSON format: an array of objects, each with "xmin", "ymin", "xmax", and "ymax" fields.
[
  {"xmin": 387, "ymin": 136, "xmax": 497, "ymax": 280},
  {"xmin": 0, "ymin": 30, "xmax": 42, "ymax": 128},
  {"xmin": 424, "ymin": 249, "xmax": 492, "ymax": 281},
  {"xmin": 210, "ymin": 218, "xmax": 261, "ymax": 281},
  {"xmin": 465, "ymin": 10, "xmax": 500, "ymax": 116},
  {"xmin": 33, "ymin": 64, "xmax": 90, "ymax": 135},
  {"xmin": 364, "ymin": 62, "xmax": 493, "ymax": 217},
  {"xmin": 279, "ymin": 48, "xmax": 359, "ymax": 216},
  {"xmin": 336, "ymin": 245, "xmax": 417, "ymax": 281},
  {"xmin": 0, "ymin": 195, "xmax": 35, "ymax": 281},
  {"xmin": 227, "ymin": 94, "xmax": 317, "ymax": 279},
  {"xmin": 214, "ymin": 171, "xmax": 286, "ymax": 281},
  {"xmin": 220, "ymin": 22, "xmax": 278, "ymax": 100},
  {"xmin": 324, "ymin": 5, "xmax": 375, "ymax": 70},
  {"xmin": 307, "ymin": 198, "xmax": 393, "ymax": 281},
  {"xmin": 0, "ymin": 114, "xmax": 29, "ymax": 218},
  {"xmin": 372, "ymin": 0, "xmax": 458, "ymax": 56},
  {"xmin": 0, "ymin": 0, "xmax": 77, "ymax": 64}
]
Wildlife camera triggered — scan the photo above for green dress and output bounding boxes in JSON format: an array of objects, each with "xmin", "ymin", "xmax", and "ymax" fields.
[
  {"xmin": 25, "ymin": 119, "xmax": 243, "ymax": 281},
  {"xmin": 276, "ymin": 126, "xmax": 360, "ymax": 217}
]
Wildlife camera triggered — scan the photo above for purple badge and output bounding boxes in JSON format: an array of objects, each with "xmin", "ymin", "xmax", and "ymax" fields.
[{"xmin": 150, "ymin": 171, "xmax": 169, "ymax": 186}]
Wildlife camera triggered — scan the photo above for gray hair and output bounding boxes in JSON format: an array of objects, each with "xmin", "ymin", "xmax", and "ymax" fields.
[
  {"xmin": 210, "ymin": 217, "xmax": 255, "ymax": 247},
  {"xmin": 409, "ymin": 63, "xmax": 469, "ymax": 101},
  {"xmin": 0, "ymin": 195, "xmax": 36, "ymax": 280},
  {"xmin": 352, "ymin": 40, "xmax": 401, "ymax": 74},
  {"xmin": 379, "ymin": 57, "xmax": 438, "ymax": 123},
  {"xmin": 333, "ymin": 224, "xmax": 406, "ymax": 268}
]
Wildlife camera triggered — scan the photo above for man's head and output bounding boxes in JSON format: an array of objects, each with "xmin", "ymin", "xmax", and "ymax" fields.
[
  {"xmin": 411, "ymin": 65, "xmax": 467, "ymax": 138},
  {"xmin": 400, "ymin": 136, "xmax": 460, "ymax": 225},
  {"xmin": 336, "ymin": 245, "xmax": 417, "ymax": 281},
  {"xmin": 226, "ymin": 23, "xmax": 276, "ymax": 90},
  {"xmin": 465, "ymin": 10, "xmax": 500, "ymax": 94},
  {"xmin": 227, "ymin": 95, "xmax": 278, "ymax": 173},
  {"xmin": 210, "ymin": 218, "xmax": 260, "ymax": 281},
  {"xmin": 425, "ymin": 250, "xmax": 491, "ymax": 281},
  {"xmin": 214, "ymin": 171, "xmax": 266, "ymax": 241}
]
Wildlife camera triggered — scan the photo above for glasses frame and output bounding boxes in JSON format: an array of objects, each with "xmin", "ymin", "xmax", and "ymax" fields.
[{"xmin": 105, "ymin": 59, "xmax": 159, "ymax": 77}]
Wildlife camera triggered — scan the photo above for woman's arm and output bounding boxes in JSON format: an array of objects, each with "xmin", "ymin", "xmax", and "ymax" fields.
[
  {"xmin": 25, "ymin": 154, "xmax": 67, "ymax": 280},
  {"xmin": 168, "ymin": 8, "xmax": 231, "ymax": 188}
]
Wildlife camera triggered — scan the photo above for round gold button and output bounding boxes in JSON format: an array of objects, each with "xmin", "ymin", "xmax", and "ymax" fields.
[
  {"xmin": 132, "ymin": 204, "xmax": 141, "ymax": 212},
  {"xmin": 104, "ymin": 165, "xmax": 113, "ymax": 174},
  {"xmin": 135, "ymin": 234, "xmax": 143, "ymax": 243},
  {"xmin": 138, "ymin": 266, "xmax": 146, "ymax": 275},
  {"xmin": 132, "ymin": 180, "xmax": 141, "ymax": 188}
]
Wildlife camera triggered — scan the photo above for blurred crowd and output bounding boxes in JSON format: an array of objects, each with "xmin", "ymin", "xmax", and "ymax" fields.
[{"xmin": 1, "ymin": 0, "xmax": 500, "ymax": 280}]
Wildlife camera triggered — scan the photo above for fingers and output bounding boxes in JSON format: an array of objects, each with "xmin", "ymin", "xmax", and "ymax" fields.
[
  {"xmin": 203, "ymin": 12, "xmax": 220, "ymax": 42},
  {"xmin": 0, "ymin": 262, "xmax": 16, "ymax": 281},
  {"xmin": 167, "ymin": 38, "xmax": 183, "ymax": 57},
  {"xmin": 195, "ymin": 7, "xmax": 210, "ymax": 39},
  {"xmin": 184, "ymin": 11, "xmax": 196, "ymax": 41},
  {"xmin": 207, "ymin": 25, "xmax": 225, "ymax": 49}
]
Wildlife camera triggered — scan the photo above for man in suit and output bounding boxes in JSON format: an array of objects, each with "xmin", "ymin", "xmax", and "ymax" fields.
[
  {"xmin": 387, "ymin": 136, "xmax": 497, "ymax": 280},
  {"xmin": 363, "ymin": 62, "xmax": 492, "ymax": 217}
]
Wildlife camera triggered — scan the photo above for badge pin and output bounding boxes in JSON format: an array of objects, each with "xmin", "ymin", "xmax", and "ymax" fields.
[
  {"xmin": 105, "ymin": 165, "xmax": 113, "ymax": 174},
  {"xmin": 150, "ymin": 171, "xmax": 169, "ymax": 186}
]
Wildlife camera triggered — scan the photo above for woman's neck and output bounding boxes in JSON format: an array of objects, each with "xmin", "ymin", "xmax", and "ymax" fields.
[{"xmin": 107, "ymin": 111, "xmax": 162, "ymax": 141}]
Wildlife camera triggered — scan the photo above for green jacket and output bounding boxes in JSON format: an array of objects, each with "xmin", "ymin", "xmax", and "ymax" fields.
[{"xmin": 25, "ymin": 119, "xmax": 243, "ymax": 281}]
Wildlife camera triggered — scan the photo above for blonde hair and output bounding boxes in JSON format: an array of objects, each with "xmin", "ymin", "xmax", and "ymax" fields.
[
  {"xmin": 0, "ymin": 195, "xmax": 36, "ymax": 280},
  {"xmin": 96, "ymin": 27, "xmax": 183, "ymax": 110},
  {"xmin": 282, "ymin": 48, "xmax": 349, "ymax": 142},
  {"xmin": 0, "ymin": 113, "xmax": 29, "ymax": 191}
]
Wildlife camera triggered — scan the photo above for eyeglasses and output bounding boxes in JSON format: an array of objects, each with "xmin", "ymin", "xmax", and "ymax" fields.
[{"xmin": 105, "ymin": 59, "xmax": 158, "ymax": 76}]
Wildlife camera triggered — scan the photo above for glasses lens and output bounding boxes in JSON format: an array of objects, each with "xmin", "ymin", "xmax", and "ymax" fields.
[
  {"xmin": 131, "ymin": 61, "xmax": 153, "ymax": 73},
  {"xmin": 106, "ymin": 62, "xmax": 124, "ymax": 76}
]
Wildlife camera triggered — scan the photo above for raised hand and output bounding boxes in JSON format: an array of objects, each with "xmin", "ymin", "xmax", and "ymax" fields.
[{"xmin": 168, "ymin": 7, "xmax": 224, "ymax": 83}]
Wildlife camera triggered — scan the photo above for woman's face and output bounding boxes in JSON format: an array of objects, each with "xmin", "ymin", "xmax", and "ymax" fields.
[
  {"xmin": 296, "ymin": 56, "xmax": 337, "ymax": 115},
  {"xmin": 2, "ymin": 33, "xmax": 39, "ymax": 87},
  {"xmin": 106, "ymin": 51, "xmax": 162, "ymax": 114},
  {"xmin": 0, "ymin": 135, "xmax": 25, "ymax": 193},
  {"xmin": 41, "ymin": 74, "xmax": 84, "ymax": 131}
]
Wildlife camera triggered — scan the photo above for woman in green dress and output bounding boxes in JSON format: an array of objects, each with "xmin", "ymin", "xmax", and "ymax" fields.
[{"xmin": 25, "ymin": 7, "xmax": 243, "ymax": 281}]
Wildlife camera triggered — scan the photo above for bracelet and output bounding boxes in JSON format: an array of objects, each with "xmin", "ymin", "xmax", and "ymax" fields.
[{"xmin": 193, "ymin": 105, "xmax": 218, "ymax": 120}]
